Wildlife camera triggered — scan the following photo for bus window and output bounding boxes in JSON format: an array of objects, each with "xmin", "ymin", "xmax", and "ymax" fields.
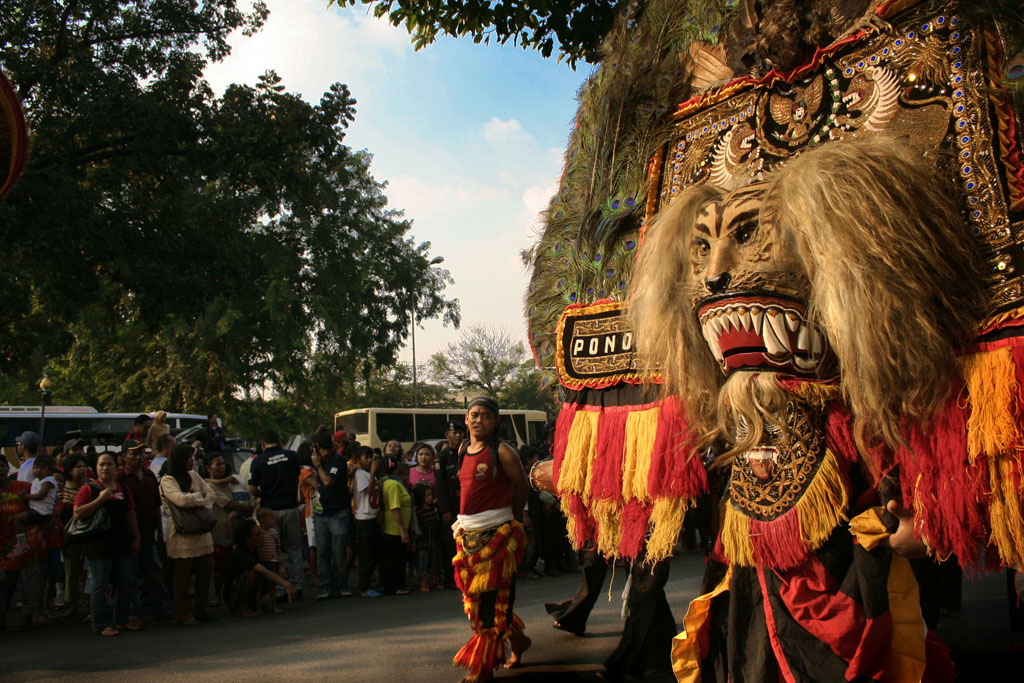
[
  {"xmin": 415, "ymin": 413, "xmax": 448, "ymax": 442},
  {"xmin": 510, "ymin": 414, "xmax": 527, "ymax": 445},
  {"xmin": 376, "ymin": 412, "xmax": 414, "ymax": 444},
  {"xmin": 337, "ymin": 412, "xmax": 368, "ymax": 436},
  {"xmin": 498, "ymin": 415, "xmax": 515, "ymax": 444},
  {"xmin": 527, "ymin": 420, "xmax": 544, "ymax": 445}
]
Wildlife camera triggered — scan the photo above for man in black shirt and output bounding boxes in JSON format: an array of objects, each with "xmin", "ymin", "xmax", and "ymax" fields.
[
  {"xmin": 435, "ymin": 421, "xmax": 465, "ymax": 522},
  {"xmin": 435, "ymin": 421, "xmax": 465, "ymax": 589},
  {"xmin": 311, "ymin": 431, "xmax": 355, "ymax": 599},
  {"xmin": 247, "ymin": 429, "xmax": 303, "ymax": 596}
]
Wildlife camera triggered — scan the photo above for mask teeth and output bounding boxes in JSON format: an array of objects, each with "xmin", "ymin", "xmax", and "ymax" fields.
[
  {"xmin": 796, "ymin": 323, "xmax": 810, "ymax": 352},
  {"xmin": 764, "ymin": 309, "xmax": 791, "ymax": 356},
  {"xmin": 751, "ymin": 308, "xmax": 764, "ymax": 335},
  {"xmin": 702, "ymin": 319, "xmax": 724, "ymax": 360}
]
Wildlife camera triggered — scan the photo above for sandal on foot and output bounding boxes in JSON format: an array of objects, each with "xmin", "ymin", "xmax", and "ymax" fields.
[{"xmin": 99, "ymin": 627, "xmax": 120, "ymax": 637}]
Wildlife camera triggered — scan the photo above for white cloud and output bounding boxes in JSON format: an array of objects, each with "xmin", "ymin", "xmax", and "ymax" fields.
[
  {"xmin": 385, "ymin": 175, "xmax": 506, "ymax": 219},
  {"xmin": 203, "ymin": 0, "xmax": 411, "ymax": 104},
  {"xmin": 523, "ymin": 182, "xmax": 557, "ymax": 219},
  {"xmin": 482, "ymin": 117, "xmax": 533, "ymax": 145}
]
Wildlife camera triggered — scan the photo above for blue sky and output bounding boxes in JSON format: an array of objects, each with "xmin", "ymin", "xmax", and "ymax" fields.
[{"xmin": 203, "ymin": 1, "xmax": 588, "ymax": 368}]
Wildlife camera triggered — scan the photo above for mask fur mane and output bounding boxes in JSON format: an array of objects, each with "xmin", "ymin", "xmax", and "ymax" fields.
[{"xmin": 631, "ymin": 138, "xmax": 988, "ymax": 458}]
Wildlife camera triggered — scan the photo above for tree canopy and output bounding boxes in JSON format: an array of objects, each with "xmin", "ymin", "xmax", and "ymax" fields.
[
  {"xmin": 0, "ymin": 0, "xmax": 459, "ymax": 431},
  {"xmin": 333, "ymin": 0, "xmax": 622, "ymax": 66},
  {"xmin": 430, "ymin": 325, "xmax": 558, "ymax": 415}
]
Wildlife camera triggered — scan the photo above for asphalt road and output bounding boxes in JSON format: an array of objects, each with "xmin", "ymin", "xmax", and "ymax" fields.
[{"xmin": 2, "ymin": 552, "xmax": 1021, "ymax": 682}]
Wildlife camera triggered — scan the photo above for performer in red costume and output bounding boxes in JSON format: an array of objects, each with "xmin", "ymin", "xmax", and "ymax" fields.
[{"xmin": 451, "ymin": 396, "xmax": 532, "ymax": 683}]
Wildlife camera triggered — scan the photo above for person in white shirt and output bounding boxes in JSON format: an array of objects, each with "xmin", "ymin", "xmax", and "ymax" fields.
[
  {"xmin": 15, "ymin": 431, "xmax": 41, "ymax": 483},
  {"xmin": 8, "ymin": 454, "xmax": 57, "ymax": 559},
  {"xmin": 149, "ymin": 433, "xmax": 175, "ymax": 476},
  {"xmin": 349, "ymin": 446, "xmax": 381, "ymax": 598}
]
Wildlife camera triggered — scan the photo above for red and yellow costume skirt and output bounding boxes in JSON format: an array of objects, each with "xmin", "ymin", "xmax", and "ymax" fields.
[{"xmin": 452, "ymin": 520, "xmax": 527, "ymax": 676}]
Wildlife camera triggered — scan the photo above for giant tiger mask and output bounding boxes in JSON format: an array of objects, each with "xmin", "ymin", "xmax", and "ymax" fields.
[{"xmin": 528, "ymin": 1, "xmax": 1024, "ymax": 680}]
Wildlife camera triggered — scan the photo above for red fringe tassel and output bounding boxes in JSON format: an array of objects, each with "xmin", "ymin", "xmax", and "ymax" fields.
[
  {"xmin": 566, "ymin": 492, "xmax": 595, "ymax": 547},
  {"xmin": 552, "ymin": 402, "xmax": 577, "ymax": 490},
  {"xmin": 648, "ymin": 396, "xmax": 705, "ymax": 498},
  {"xmin": 824, "ymin": 404, "xmax": 858, "ymax": 471},
  {"xmin": 899, "ymin": 387, "xmax": 985, "ymax": 568},
  {"xmin": 749, "ymin": 506, "xmax": 807, "ymax": 570},
  {"xmin": 590, "ymin": 408, "xmax": 628, "ymax": 500},
  {"xmin": 618, "ymin": 499, "xmax": 652, "ymax": 559}
]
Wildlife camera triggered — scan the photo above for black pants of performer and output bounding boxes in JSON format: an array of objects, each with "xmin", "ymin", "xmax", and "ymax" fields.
[
  {"xmin": 1008, "ymin": 569, "xmax": 1024, "ymax": 633},
  {"xmin": 911, "ymin": 555, "xmax": 962, "ymax": 630},
  {"xmin": 438, "ymin": 516, "xmax": 456, "ymax": 588},
  {"xmin": 684, "ymin": 494, "xmax": 712, "ymax": 552},
  {"xmin": 545, "ymin": 545, "xmax": 608, "ymax": 634},
  {"xmin": 604, "ymin": 552, "xmax": 676, "ymax": 682},
  {"xmin": 477, "ymin": 576, "xmax": 517, "ymax": 629},
  {"xmin": 380, "ymin": 533, "xmax": 406, "ymax": 594}
]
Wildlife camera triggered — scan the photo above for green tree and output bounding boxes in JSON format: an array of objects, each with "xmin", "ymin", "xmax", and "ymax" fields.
[
  {"xmin": 331, "ymin": 0, "xmax": 620, "ymax": 65},
  {"xmin": 429, "ymin": 325, "xmax": 556, "ymax": 413},
  {"xmin": 0, "ymin": 1, "xmax": 459, "ymax": 425}
]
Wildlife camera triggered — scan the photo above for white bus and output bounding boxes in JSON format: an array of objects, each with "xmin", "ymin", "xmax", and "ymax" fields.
[
  {"xmin": 334, "ymin": 407, "xmax": 547, "ymax": 451},
  {"xmin": 1, "ymin": 406, "xmax": 207, "ymax": 464}
]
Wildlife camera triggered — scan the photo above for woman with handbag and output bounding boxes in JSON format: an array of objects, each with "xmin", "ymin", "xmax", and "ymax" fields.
[
  {"xmin": 72, "ymin": 452, "xmax": 141, "ymax": 636},
  {"xmin": 160, "ymin": 444, "xmax": 215, "ymax": 626},
  {"xmin": 59, "ymin": 453, "xmax": 91, "ymax": 617}
]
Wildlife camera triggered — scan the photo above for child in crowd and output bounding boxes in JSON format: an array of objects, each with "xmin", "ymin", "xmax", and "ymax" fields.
[
  {"xmin": 413, "ymin": 482, "xmax": 439, "ymax": 592},
  {"xmin": 297, "ymin": 442, "xmax": 319, "ymax": 588},
  {"xmin": 8, "ymin": 454, "xmax": 58, "ymax": 558},
  {"xmin": 256, "ymin": 507, "xmax": 286, "ymax": 613},
  {"xmin": 224, "ymin": 518, "xmax": 296, "ymax": 617}
]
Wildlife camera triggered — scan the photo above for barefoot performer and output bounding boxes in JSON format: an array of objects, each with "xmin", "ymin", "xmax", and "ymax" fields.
[{"xmin": 451, "ymin": 396, "xmax": 532, "ymax": 682}]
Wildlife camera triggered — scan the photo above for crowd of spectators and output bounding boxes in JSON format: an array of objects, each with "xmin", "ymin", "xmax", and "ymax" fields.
[{"xmin": 0, "ymin": 414, "xmax": 578, "ymax": 635}]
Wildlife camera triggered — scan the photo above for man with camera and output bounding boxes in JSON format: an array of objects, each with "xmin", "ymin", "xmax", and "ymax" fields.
[{"xmin": 311, "ymin": 431, "xmax": 356, "ymax": 599}]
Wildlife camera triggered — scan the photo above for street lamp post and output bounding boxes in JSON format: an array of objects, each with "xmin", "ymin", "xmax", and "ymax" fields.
[
  {"xmin": 412, "ymin": 256, "xmax": 445, "ymax": 412},
  {"xmin": 39, "ymin": 376, "xmax": 52, "ymax": 446}
]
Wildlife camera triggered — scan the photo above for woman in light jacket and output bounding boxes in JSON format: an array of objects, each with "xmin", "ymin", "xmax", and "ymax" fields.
[{"xmin": 160, "ymin": 444, "xmax": 215, "ymax": 625}]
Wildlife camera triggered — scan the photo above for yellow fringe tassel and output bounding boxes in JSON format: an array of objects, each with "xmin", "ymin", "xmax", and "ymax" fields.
[
  {"xmin": 560, "ymin": 496, "xmax": 583, "ymax": 550},
  {"xmin": 987, "ymin": 455, "xmax": 1024, "ymax": 570},
  {"xmin": 622, "ymin": 406, "xmax": 660, "ymax": 502},
  {"xmin": 962, "ymin": 347, "xmax": 1020, "ymax": 464},
  {"xmin": 559, "ymin": 409, "xmax": 599, "ymax": 497},
  {"xmin": 721, "ymin": 501, "xmax": 756, "ymax": 566},
  {"xmin": 646, "ymin": 497, "xmax": 691, "ymax": 564},
  {"xmin": 592, "ymin": 498, "xmax": 624, "ymax": 558},
  {"xmin": 794, "ymin": 448, "xmax": 849, "ymax": 548}
]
